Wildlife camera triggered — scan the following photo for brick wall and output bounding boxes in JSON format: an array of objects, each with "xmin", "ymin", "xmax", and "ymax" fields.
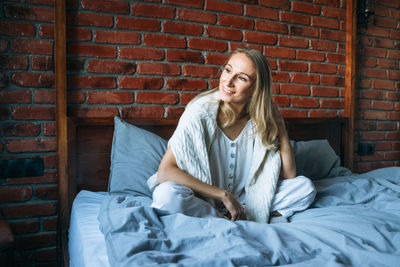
[
  {"xmin": 354, "ymin": 0, "xmax": 400, "ymax": 172},
  {"xmin": 0, "ymin": 0, "xmax": 398, "ymax": 265}
]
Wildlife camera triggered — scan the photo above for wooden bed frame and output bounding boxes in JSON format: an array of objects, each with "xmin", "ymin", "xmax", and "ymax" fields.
[{"xmin": 59, "ymin": 116, "xmax": 348, "ymax": 266}]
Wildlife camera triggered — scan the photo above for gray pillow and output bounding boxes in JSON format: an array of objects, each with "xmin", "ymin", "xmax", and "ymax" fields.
[
  {"xmin": 291, "ymin": 139, "xmax": 342, "ymax": 180},
  {"xmin": 108, "ymin": 117, "xmax": 167, "ymax": 197}
]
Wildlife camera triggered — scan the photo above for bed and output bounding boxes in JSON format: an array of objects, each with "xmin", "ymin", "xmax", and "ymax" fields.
[{"xmin": 62, "ymin": 116, "xmax": 400, "ymax": 267}]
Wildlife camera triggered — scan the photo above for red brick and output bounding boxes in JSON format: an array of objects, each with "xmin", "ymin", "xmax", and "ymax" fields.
[
  {"xmin": 166, "ymin": 106, "xmax": 185, "ymax": 119},
  {"xmin": 372, "ymin": 80, "xmax": 395, "ymax": 90},
  {"xmin": 366, "ymin": 38, "xmax": 395, "ymax": 49},
  {"xmin": 94, "ymin": 30, "xmax": 140, "ymax": 44},
  {"xmin": 281, "ymin": 12, "xmax": 310, "ymax": 25},
  {"xmin": 289, "ymin": 25, "xmax": 319, "ymax": 37},
  {"xmin": 320, "ymin": 29, "xmax": 345, "ymax": 41},
  {"xmin": 87, "ymin": 92, "xmax": 133, "ymax": 104},
  {"xmin": 67, "ymin": 27, "xmax": 92, "ymax": 41},
  {"xmin": 119, "ymin": 77, "xmax": 164, "ymax": 90},
  {"xmin": 387, "ymin": 112, "xmax": 400, "ymax": 121},
  {"xmin": 280, "ymin": 84, "xmax": 310, "ymax": 95},
  {"xmin": 255, "ymin": 20, "xmax": 288, "ymax": 34},
  {"xmin": 12, "ymin": 106, "xmax": 55, "ymax": 120},
  {"xmin": 291, "ymin": 73, "xmax": 320, "ymax": 84},
  {"xmin": 35, "ymin": 185, "xmax": 57, "ymax": 200},
  {"xmin": 0, "ymin": 21, "xmax": 35, "ymax": 37},
  {"xmin": 132, "ymin": 3, "xmax": 174, "ymax": 18},
  {"xmin": 364, "ymin": 47, "xmax": 387, "ymax": 58},
  {"xmin": 244, "ymin": 31, "xmax": 277, "ymax": 45},
  {"xmin": 310, "ymin": 63, "xmax": 337, "ymax": 74},
  {"xmin": 166, "ymin": 50, "xmax": 204, "ymax": 63},
  {"xmin": 387, "ymin": 92, "xmax": 400, "ymax": 101},
  {"xmin": 245, "ymin": 6, "xmax": 278, "ymax": 20},
  {"xmin": 206, "ymin": 0, "xmax": 243, "ymax": 15},
  {"xmin": 11, "ymin": 39, "xmax": 53, "ymax": 55},
  {"xmin": 68, "ymin": 75, "xmax": 116, "ymax": 89},
  {"xmin": 31, "ymin": 56, "xmax": 53, "ymax": 71},
  {"xmin": 0, "ymin": 90, "xmax": 31, "ymax": 104},
  {"xmin": 272, "ymin": 72, "xmax": 290, "ymax": 83},
  {"xmin": 297, "ymin": 50, "xmax": 325, "ymax": 61},
  {"xmin": 388, "ymin": 70, "xmax": 400, "ymax": 81},
  {"xmin": 278, "ymin": 61, "xmax": 308, "ymax": 72},
  {"xmin": 165, "ymin": 0, "xmax": 204, "ymax": 8},
  {"xmin": 12, "ymin": 73, "xmax": 54, "ymax": 88},
  {"xmin": 138, "ymin": 62, "xmax": 180, "ymax": 76},
  {"xmin": 388, "ymin": 50, "xmax": 400, "ymax": 60},
  {"xmin": 68, "ymin": 91, "xmax": 85, "ymax": 104},
  {"xmin": 34, "ymin": 89, "xmax": 55, "ymax": 104},
  {"xmin": 292, "ymin": 2, "xmax": 321, "ymax": 14},
  {"xmin": 218, "ymin": 14, "xmax": 253, "ymax": 29},
  {"xmin": 38, "ymin": 24, "xmax": 54, "ymax": 38},
  {"xmin": 362, "ymin": 131, "xmax": 386, "ymax": 141},
  {"xmin": 7, "ymin": 138, "xmax": 56, "ymax": 153},
  {"xmin": 320, "ymin": 99, "xmax": 344, "ymax": 109},
  {"xmin": 309, "ymin": 109, "xmax": 337, "ymax": 118},
  {"xmin": 164, "ymin": 21, "xmax": 203, "ymax": 36},
  {"xmin": 136, "ymin": 92, "xmax": 178, "ymax": 104},
  {"xmin": 143, "ymin": 33, "xmax": 186, "ymax": 48},
  {"xmin": 87, "ymin": 60, "xmax": 135, "ymax": 74},
  {"xmin": 375, "ymin": 17, "xmax": 397, "ymax": 29},
  {"xmin": 43, "ymin": 216, "xmax": 57, "ymax": 231},
  {"xmin": 291, "ymin": 97, "xmax": 319, "ymax": 108},
  {"xmin": 0, "ymin": 39, "xmax": 7, "ymax": 52},
  {"xmin": 310, "ymin": 39, "xmax": 337, "ymax": 51},
  {"xmin": 116, "ymin": 16, "xmax": 160, "ymax": 31},
  {"xmin": 183, "ymin": 65, "xmax": 220, "ymax": 78},
  {"xmin": 67, "ymin": 11, "xmax": 113, "ymax": 27},
  {"xmin": 188, "ymin": 38, "xmax": 227, "ymax": 52},
  {"xmin": 205, "ymin": 52, "xmax": 229, "ymax": 65},
  {"xmin": 119, "ymin": 47, "xmax": 164, "ymax": 60},
  {"xmin": 166, "ymin": 78, "xmax": 207, "ymax": 91},
  {"xmin": 176, "ymin": 9, "xmax": 217, "ymax": 24},
  {"xmin": 180, "ymin": 92, "xmax": 199, "ymax": 105},
  {"xmin": 372, "ymin": 100, "xmax": 394, "ymax": 111},
  {"xmin": 4, "ymin": 5, "xmax": 54, "ymax": 22},
  {"xmin": 43, "ymin": 154, "xmax": 57, "ymax": 168},
  {"xmin": 15, "ymin": 232, "xmax": 56, "ymax": 250},
  {"xmin": 322, "ymin": 7, "xmax": 346, "ymax": 19},
  {"xmin": 6, "ymin": 170, "xmax": 57, "ymax": 185},
  {"xmin": 365, "ymin": 26, "xmax": 390, "ymax": 38},
  {"xmin": 362, "ymin": 89, "xmax": 386, "ymax": 100},
  {"xmin": 259, "ymin": 0, "xmax": 289, "ymax": 9},
  {"xmin": 320, "ymin": 75, "xmax": 344, "ymax": 86},
  {"xmin": 362, "ymin": 68, "xmax": 387, "ymax": 79},
  {"xmin": 360, "ymin": 110, "xmax": 386, "ymax": 120},
  {"xmin": 0, "ymin": 186, "xmax": 32, "ymax": 202},
  {"xmin": 67, "ymin": 58, "xmax": 85, "ymax": 72},
  {"xmin": 0, "ymin": 201, "xmax": 56, "ymax": 219},
  {"xmin": 314, "ymin": 0, "xmax": 340, "ymax": 7},
  {"xmin": 384, "ymin": 151, "xmax": 400, "ymax": 161},
  {"xmin": 68, "ymin": 107, "xmax": 118, "ymax": 118},
  {"xmin": 121, "ymin": 106, "xmax": 164, "ymax": 119},
  {"xmin": 311, "ymin": 86, "xmax": 338, "ymax": 97},
  {"xmin": 68, "ymin": 43, "xmax": 117, "ymax": 58},
  {"xmin": 9, "ymin": 219, "xmax": 40, "ymax": 235},
  {"xmin": 4, "ymin": 122, "xmax": 40, "ymax": 137},
  {"xmin": 264, "ymin": 47, "xmax": 295, "ymax": 59},
  {"xmin": 326, "ymin": 53, "xmax": 345, "ymax": 64},
  {"xmin": 81, "ymin": 0, "xmax": 129, "ymax": 14},
  {"xmin": 206, "ymin": 25, "xmax": 242, "ymax": 41},
  {"xmin": 360, "ymin": 57, "xmax": 377, "ymax": 68},
  {"xmin": 391, "ymin": 30, "xmax": 400, "ymax": 39},
  {"xmin": 278, "ymin": 36, "xmax": 308, "ymax": 48},
  {"xmin": 311, "ymin": 17, "xmax": 339, "ymax": 29},
  {"xmin": 272, "ymin": 95, "xmax": 290, "ymax": 107},
  {"xmin": 280, "ymin": 109, "xmax": 308, "ymax": 118},
  {"xmin": 43, "ymin": 122, "xmax": 57, "ymax": 136}
]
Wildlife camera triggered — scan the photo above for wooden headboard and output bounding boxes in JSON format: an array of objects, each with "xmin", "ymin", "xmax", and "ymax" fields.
[{"xmin": 60, "ymin": 116, "xmax": 348, "ymax": 266}]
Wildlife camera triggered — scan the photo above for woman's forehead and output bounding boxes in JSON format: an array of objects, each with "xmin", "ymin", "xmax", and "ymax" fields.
[{"xmin": 227, "ymin": 53, "xmax": 256, "ymax": 77}]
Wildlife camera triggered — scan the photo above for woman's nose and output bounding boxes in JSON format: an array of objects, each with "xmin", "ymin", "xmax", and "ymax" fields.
[{"xmin": 227, "ymin": 75, "xmax": 235, "ymax": 87}]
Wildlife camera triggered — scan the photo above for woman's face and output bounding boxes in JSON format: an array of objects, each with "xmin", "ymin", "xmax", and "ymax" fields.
[{"xmin": 219, "ymin": 52, "xmax": 256, "ymax": 113}]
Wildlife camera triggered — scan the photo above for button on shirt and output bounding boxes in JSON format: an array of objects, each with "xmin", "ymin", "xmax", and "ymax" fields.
[{"xmin": 209, "ymin": 120, "xmax": 255, "ymax": 206}]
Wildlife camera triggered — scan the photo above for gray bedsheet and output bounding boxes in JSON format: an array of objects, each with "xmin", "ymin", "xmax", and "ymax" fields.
[{"xmin": 98, "ymin": 167, "xmax": 400, "ymax": 266}]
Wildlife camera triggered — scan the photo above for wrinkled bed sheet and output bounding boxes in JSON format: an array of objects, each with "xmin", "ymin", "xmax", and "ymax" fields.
[{"xmin": 98, "ymin": 167, "xmax": 400, "ymax": 266}]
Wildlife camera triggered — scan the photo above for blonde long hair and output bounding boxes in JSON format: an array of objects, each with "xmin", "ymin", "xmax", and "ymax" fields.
[{"xmin": 196, "ymin": 48, "xmax": 279, "ymax": 150}]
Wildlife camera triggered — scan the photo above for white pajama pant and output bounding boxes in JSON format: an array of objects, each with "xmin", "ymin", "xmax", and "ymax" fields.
[{"xmin": 151, "ymin": 176, "xmax": 316, "ymax": 220}]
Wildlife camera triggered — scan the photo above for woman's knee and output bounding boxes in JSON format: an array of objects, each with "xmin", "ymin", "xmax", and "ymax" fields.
[{"xmin": 152, "ymin": 181, "xmax": 193, "ymax": 210}]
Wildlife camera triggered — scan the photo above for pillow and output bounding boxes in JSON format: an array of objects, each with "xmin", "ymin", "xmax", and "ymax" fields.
[
  {"xmin": 108, "ymin": 117, "xmax": 167, "ymax": 197},
  {"xmin": 290, "ymin": 139, "xmax": 342, "ymax": 180}
]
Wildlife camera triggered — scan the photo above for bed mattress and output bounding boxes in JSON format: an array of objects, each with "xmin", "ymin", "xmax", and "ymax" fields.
[{"xmin": 68, "ymin": 190, "xmax": 109, "ymax": 267}]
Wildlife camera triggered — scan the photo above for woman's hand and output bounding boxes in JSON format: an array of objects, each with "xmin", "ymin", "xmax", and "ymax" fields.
[{"xmin": 220, "ymin": 190, "xmax": 246, "ymax": 221}]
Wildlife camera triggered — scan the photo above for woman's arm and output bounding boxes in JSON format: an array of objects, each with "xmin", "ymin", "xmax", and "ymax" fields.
[
  {"xmin": 157, "ymin": 147, "xmax": 245, "ymax": 220},
  {"xmin": 273, "ymin": 104, "xmax": 296, "ymax": 179}
]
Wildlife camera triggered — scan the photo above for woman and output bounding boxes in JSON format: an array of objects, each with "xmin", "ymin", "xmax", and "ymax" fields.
[{"xmin": 147, "ymin": 48, "xmax": 316, "ymax": 223}]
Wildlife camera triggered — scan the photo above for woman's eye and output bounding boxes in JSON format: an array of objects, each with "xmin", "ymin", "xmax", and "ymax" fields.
[
  {"xmin": 238, "ymin": 76, "xmax": 247, "ymax": 82},
  {"xmin": 224, "ymin": 67, "xmax": 232, "ymax": 73}
]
